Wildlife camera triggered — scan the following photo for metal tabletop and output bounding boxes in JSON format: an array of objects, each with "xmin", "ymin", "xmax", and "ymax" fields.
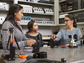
[
  {"xmin": 0, "ymin": 46, "xmax": 84, "ymax": 63},
  {"xmin": 40, "ymin": 46, "xmax": 84, "ymax": 63}
]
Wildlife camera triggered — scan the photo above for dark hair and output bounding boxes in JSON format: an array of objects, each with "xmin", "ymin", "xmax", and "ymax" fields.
[
  {"xmin": 3, "ymin": 4, "xmax": 23, "ymax": 31},
  {"xmin": 65, "ymin": 14, "xmax": 77, "ymax": 28},
  {"xmin": 27, "ymin": 20, "xmax": 36, "ymax": 32}
]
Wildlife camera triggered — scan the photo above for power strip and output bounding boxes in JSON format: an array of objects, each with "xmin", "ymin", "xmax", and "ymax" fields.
[
  {"xmin": 44, "ymin": 8, "xmax": 54, "ymax": 14},
  {"xmin": 20, "ymin": 4, "xmax": 32, "ymax": 13},
  {"xmin": 33, "ymin": 7, "xmax": 44, "ymax": 14},
  {"xmin": 36, "ymin": 21, "xmax": 54, "ymax": 24}
]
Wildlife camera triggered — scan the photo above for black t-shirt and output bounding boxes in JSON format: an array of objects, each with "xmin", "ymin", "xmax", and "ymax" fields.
[{"xmin": 25, "ymin": 33, "xmax": 43, "ymax": 47}]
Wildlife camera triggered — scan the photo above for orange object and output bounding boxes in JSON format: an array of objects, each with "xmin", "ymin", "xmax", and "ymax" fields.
[
  {"xmin": 12, "ymin": 40, "xmax": 15, "ymax": 44},
  {"xmin": 19, "ymin": 55, "xmax": 28, "ymax": 59}
]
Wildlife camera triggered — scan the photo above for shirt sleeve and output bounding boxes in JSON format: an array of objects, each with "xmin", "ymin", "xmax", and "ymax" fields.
[
  {"xmin": 2, "ymin": 21, "xmax": 11, "ymax": 49},
  {"xmin": 77, "ymin": 28, "xmax": 82, "ymax": 44},
  {"xmin": 77, "ymin": 28, "xmax": 82, "ymax": 37},
  {"xmin": 56, "ymin": 30, "xmax": 63, "ymax": 41}
]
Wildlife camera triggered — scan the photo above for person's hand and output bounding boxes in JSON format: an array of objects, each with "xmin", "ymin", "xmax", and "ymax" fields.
[
  {"xmin": 28, "ymin": 39, "xmax": 36, "ymax": 46},
  {"xmin": 65, "ymin": 44, "xmax": 69, "ymax": 46},
  {"xmin": 51, "ymin": 34, "xmax": 57, "ymax": 40},
  {"xmin": 80, "ymin": 36, "xmax": 82, "ymax": 39}
]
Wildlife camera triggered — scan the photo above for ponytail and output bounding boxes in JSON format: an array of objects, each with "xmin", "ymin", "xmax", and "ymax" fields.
[{"xmin": 73, "ymin": 19, "xmax": 77, "ymax": 28}]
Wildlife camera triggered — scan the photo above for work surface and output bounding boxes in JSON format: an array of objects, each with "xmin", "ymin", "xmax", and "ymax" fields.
[
  {"xmin": 0, "ymin": 46, "xmax": 84, "ymax": 63},
  {"xmin": 40, "ymin": 46, "xmax": 84, "ymax": 63}
]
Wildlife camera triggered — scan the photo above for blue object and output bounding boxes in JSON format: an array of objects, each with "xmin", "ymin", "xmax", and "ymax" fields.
[{"xmin": 22, "ymin": 16, "xmax": 31, "ymax": 21}]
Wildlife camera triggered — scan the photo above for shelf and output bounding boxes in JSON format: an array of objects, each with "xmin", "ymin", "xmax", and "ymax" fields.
[
  {"xmin": 60, "ymin": 9, "xmax": 84, "ymax": 15},
  {"xmin": 56, "ymin": 24, "xmax": 65, "ymax": 26},
  {"xmin": 0, "ymin": 10, "xmax": 8, "ymax": 12},
  {"xmin": 23, "ymin": 13, "xmax": 54, "ymax": 16},
  {"xmin": 38, "ymin": 24, "xmax": 56, "ymax": 26},
  {"xmin": 42, "ymin": 37, "xmax": 50, "ymax": 40},
  {"xmin": 57, "ymin": 22, "xmax": 84, "ymax": 26},
  {"xmin": 20, "ymin": 23, "xmax": 56, "ymax": 26},
  {"xmin": 59, "ymin": 0, "xmax": 66, "ymax": 3},
  {"xmin": 18, "ymin": 1, "xmax": 54, "ymax": 6},
  {"xmin": 0, "ymin": 0, "xmax": 12, "ymax": 1},
  {"xmin": 77, "ymin": 22, "xmax": 84, "ymax": 25},
  {"xmin": 18, "ymin": 21, "xmax": 56, "ymax": 26},
  {"xmin": 0, "ymin": 0, "xmax": 13, "ymax": 2}
]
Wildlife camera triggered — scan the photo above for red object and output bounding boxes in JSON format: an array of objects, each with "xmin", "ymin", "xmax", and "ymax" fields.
[{"xmin": 61, "ymin": 45, "xmax": 66, "ymax": 48}]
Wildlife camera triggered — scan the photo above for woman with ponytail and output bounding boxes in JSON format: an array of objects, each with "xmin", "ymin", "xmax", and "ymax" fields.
[
  {"xmin": 51, "ymin": 14, "xmax": 82, "ymax": 46},
  {"xmin": 2, "ymin": 4, "xmax": 36, "ymax": 49}
]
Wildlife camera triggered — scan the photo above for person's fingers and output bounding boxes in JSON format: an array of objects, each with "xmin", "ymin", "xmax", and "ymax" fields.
[
  {"xmin": 28, "ymin": 40, "xmax": 32, "ymax": 46},
  {"xmin": 31, "ymin": 42, "xmax": 35, "ymax": 45},
  {"xmin": 28, "ymin": 39, "xmax": 37, "ymax": 46},
  {"xmin": 54, "ymin": 35, "xmax": 58, "ymax": 40},
  {"xmin": 55, "ymin": 35, "xmax": 58, "ymax": 38},
  {"xmin": 29, "ymin": 42, "xmax": 33, "ymax": 46},
  {"xmin": 80, "ymin": 36, "xmax": 82, "ymax": 39},
  {"xmin": 65, "ymin": 44, "xmax": 69, "ymax": 46},
  {"xmin": 51, "ymin": 35, "xmax": 53, "ymax": 39},
  {"xmin": 52, "ymin": 35, "xmax": 56, "ymax": 39},
  {"xmin": 33, "ymin": 40, "xmax": 36, "ymax": 43},
  {"xmin": 51, "ymin": 35, "xmax": 55, "ymax": 39},
  {"xmin": 30, "ymin": 44, "xmax": 32, "ymax": 47},
  {"xmin": 54, "ymin": 35, "xmax": 56, "ymax": 39},
  {"xmin": 31, "ymin": 40, "xmax": 36, "ymax": 45}
]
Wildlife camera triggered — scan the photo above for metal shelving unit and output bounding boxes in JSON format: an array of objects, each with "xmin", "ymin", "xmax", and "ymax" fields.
[
  {"xmin": 18, "ymin": 1, "xmax": 54, "ymax": 6},
  {"xmin": 0, "ymin": 0, "xmax": 59, "ymax": 26},
  {"xmin": 0, "ymin": 10, "xmax": 8, "ymax": 12},
  {"xmin": 60, "ymin": 9, "xmax": 84, "ymax": 15},
  {"xmin": 38, "ymin": 24, "xmax": 56, "ymax": 26},
  {"xmin": 23, "ymin": 13, "xmax": 54, "ymax": 16},
  {"xmin": 59, "ymin": 0, "xmax": 66, "ymax": 3},
  {"xmin": 0, "ymin": 0, "xmax": 59, "ymax": 40},
  {"xmin": 18, "ymin": 21, "xmax": 56, "ymax": 26},
  {"xmin": 59, "ymin": 0, "xmax": 84, "ymax": 25},
  {"xmin": 16, "ymin": 0, "xmax": 58, "ymax": 26},
  {"xmin": 77, "ymin": 22, "xmax": 84, "ymax": 25}
]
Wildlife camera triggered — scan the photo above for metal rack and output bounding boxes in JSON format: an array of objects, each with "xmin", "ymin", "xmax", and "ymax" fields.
[{"xmin": 59, "ymin": 0, "xmax": 84, "ymax": 25}]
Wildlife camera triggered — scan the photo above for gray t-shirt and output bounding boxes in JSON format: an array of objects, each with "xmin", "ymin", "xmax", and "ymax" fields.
[
  {"xmin": 2, "ymin": 21, "xmax": 28, "ymax": 49},
  {"xmin": 56, "ymin": 28, "xmax": 82, "ymax": 45}
]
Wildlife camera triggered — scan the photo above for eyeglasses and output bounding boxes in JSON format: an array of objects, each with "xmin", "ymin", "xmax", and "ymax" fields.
[{"xmin": 64, "ymin": 20, "xmax": 69, "ymax": 22}]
